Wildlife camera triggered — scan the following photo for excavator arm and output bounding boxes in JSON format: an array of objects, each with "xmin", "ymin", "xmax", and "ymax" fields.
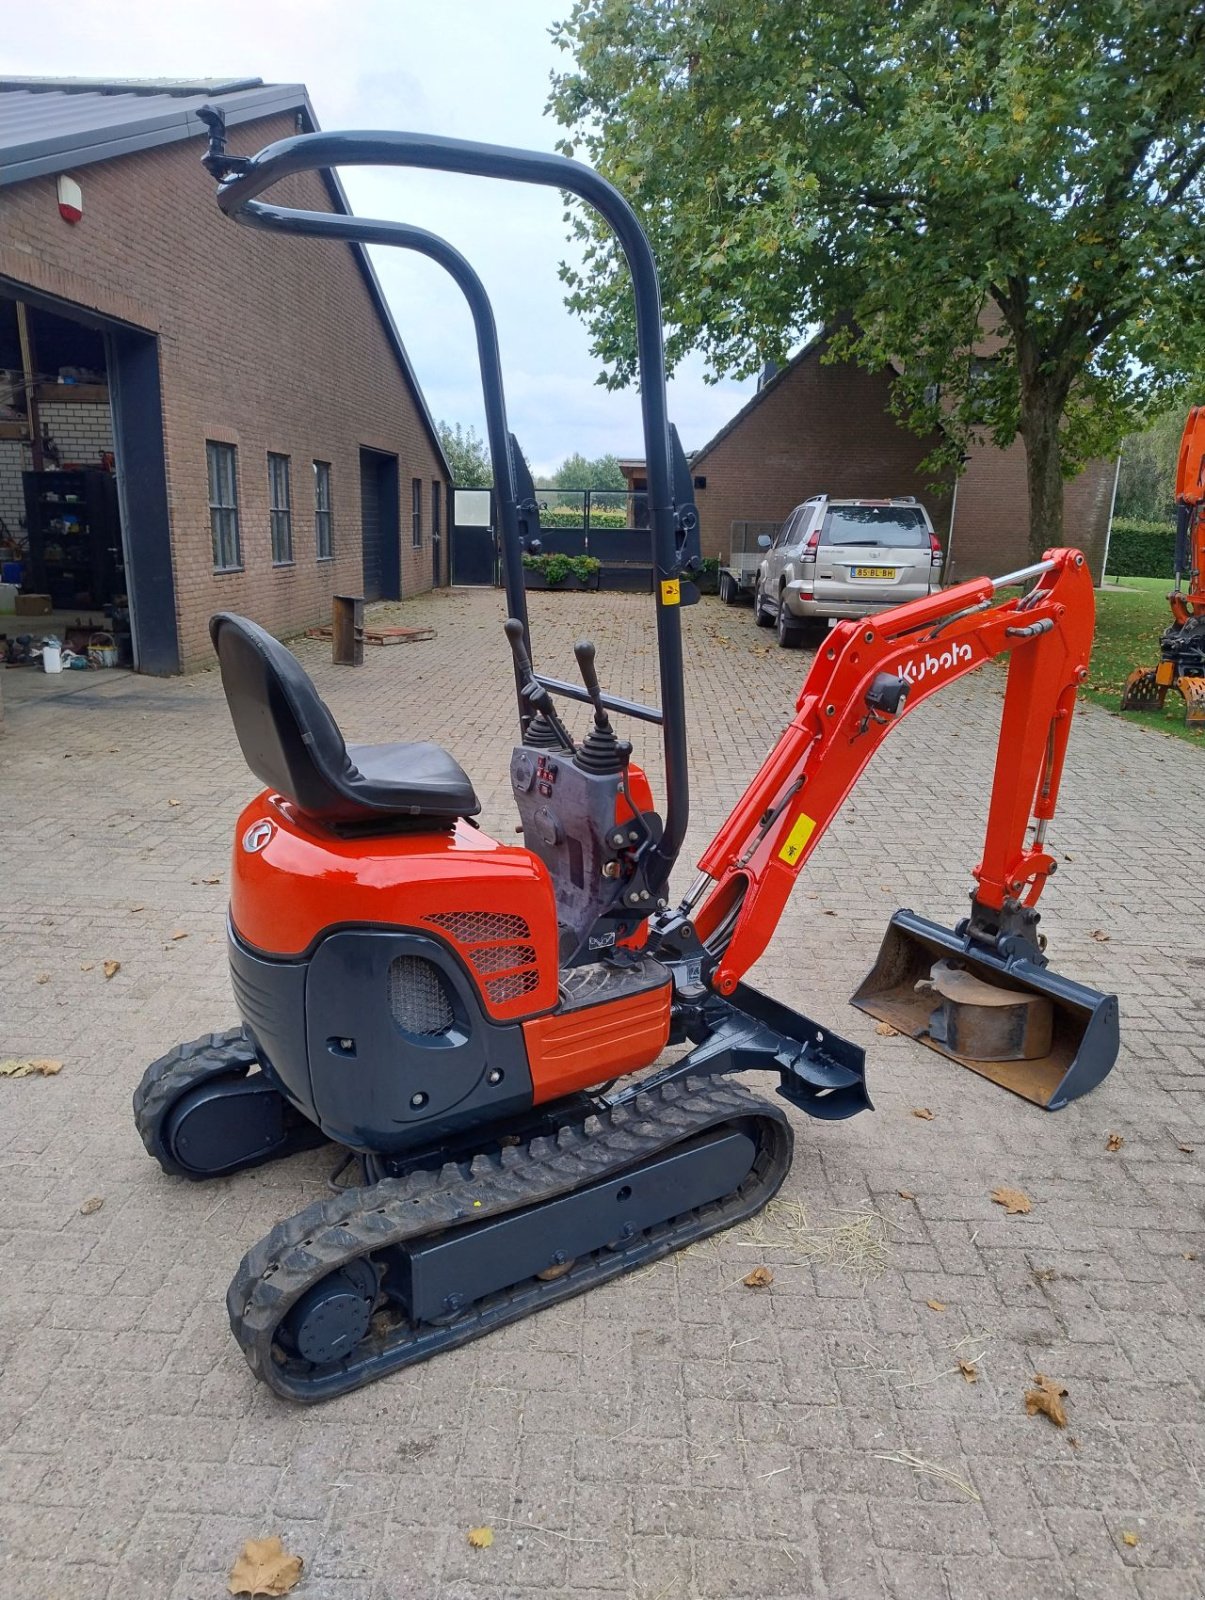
[
  {"xmin": 664, "ymin": 545, "xmax": 1116, "ymax": 1112},
  {"xmin": 1171, "ymin": 403, "xmax": 1205, "ymax": 624},
  {"xmin": 693, "ymin": 548, "xmax": 1094, "ymax": 994}
]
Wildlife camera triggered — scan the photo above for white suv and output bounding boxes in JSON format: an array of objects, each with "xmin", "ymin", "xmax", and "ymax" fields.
[{"xmin": 755, "ymin": 496, "xmax": 943, "ymax": 647}]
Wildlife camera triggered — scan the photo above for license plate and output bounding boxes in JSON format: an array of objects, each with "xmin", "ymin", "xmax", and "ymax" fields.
[{"xmin": 852, "ymin": 566, "xmax": 896, "ymax": 579}]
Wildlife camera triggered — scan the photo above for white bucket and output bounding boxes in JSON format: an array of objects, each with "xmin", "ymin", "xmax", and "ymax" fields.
[{"xmin": 42, "ymin": 641, "xmax": 63, "ymax": 674}]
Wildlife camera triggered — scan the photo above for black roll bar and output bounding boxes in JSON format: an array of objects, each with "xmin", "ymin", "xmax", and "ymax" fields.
[
  {"xmin": 202, "ymin": 123, "xmax": 690, "ymax": 891},
  {"xmin": 193, "ymin": 195, "xmax": 539, "ymax": 726}
]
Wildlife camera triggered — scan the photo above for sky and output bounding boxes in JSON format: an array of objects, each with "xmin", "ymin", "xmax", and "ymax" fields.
[{"xmin": 5, "ymin": 0, "xmax": 757, "ymax": 475}]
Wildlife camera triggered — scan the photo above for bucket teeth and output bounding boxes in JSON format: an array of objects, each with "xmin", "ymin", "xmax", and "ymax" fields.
[{"xmin": 1120, "ymin": 667, "xmax": 1165, "ymax": 710}]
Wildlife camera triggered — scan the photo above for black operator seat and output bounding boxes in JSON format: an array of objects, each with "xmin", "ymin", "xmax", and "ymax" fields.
[{"xmin": 210, "ymin": 613, "xmax": 479, "ymax": 828}]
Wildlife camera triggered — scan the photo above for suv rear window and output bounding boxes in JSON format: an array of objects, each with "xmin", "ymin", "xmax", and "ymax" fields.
[{"xmin": 820, "ymin": 505, "xmax": 929, "ymax": 547}]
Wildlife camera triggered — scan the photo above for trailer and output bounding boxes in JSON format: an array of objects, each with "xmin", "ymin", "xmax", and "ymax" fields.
[{"xmin": 719, "ymin": 520, "xmax": 778, "ymax": 604}]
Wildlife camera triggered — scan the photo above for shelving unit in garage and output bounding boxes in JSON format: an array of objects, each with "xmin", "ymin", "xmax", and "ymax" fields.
[{"xmin": 22, "ymin": 466, "xmax": 122, "ymax": 611}]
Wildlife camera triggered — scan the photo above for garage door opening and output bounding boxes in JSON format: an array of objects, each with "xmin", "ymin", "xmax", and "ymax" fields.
[
  {"xmin": 359, "ymin": 447, "xmax": 400, "ymax": 603},
  {"xmin": 0, "ymin": 287, "xmax": 177, "ymax": 691}
]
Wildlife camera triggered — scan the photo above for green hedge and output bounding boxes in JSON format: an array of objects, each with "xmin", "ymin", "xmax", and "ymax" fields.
[
  {"xmin": 521, "ymin": 552, "xmax": 601, "ymax": 584},
  {"xmin": 1107, "ymin": 517, "xmax": 1177, "ymax": 579},
  {"xmin": 538, "ymin": 505, "xmax": 629, "ymax": 529}
]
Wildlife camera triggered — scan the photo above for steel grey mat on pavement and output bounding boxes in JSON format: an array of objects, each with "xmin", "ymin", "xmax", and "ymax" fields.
[{"xmin": 1, "ymin": 587, "xmax": 1202, "ymax": 1600}]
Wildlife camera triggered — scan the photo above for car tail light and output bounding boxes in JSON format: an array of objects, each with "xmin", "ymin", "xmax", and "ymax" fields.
[
  {"xmin": 801, "ymin": 529, "xmax": 821, "ymax": 564},
  {"xmin": 929, "ymin": 533, "xmax": 943, "ymax": 564}
]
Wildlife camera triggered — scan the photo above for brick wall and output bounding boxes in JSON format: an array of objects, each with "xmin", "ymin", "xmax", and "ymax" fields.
[
  {"xmin": 0, "ymin": 112, "xmax": 448, "ymax": 667},
  {"xmin": 947, "ymin": 433, "xmax": 1116, "ymax": 584},
  {"xmin": 692, "ymin": 340, "xmax": 1115, "ymax": 583}
]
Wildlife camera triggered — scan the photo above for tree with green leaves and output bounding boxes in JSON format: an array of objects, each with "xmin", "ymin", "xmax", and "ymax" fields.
[
  {"xmin": 438, "ymin": 420, "xmax": 492, "ymax": 487},
  {"xmin": 1115, "ymin": 405, "xmax": 1189, "ymax": 522},
  {"xmin": 550, "ymin": 0, "xmax": 1205, "ymax": 557},
  {"xmin": 553, "ymin": 451, "xmax": 628, "ymax": 493}
]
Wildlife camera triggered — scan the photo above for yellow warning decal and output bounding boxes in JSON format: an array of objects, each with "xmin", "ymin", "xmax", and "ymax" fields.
[
  {"xmin": 778, "ymin": 812, "xmax": 817, "ymax": 866},
  {"xmin": 660, "ymin": 578, "xmax": 681, "ymax": 606}
]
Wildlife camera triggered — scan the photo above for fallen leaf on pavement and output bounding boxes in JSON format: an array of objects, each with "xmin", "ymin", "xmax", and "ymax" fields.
[
  {"xmin": 875, "ymin": 1022, "xmax": 899, "ymax": 1037},
  {"xmin": 467, "ymin": 1526, "xmax": 494, "ymax": 1550},
  {"xmin": 957, "ymin": 1359, "xmax": 978, "ymax": 1382},
  {"xmin": 1121, "ymin": 1531, "xmax": 1139, "ymax": 1548},
  {"xmin": 80, "ymin": 962, "xmax": 94, "ymax": 972},
  {"xmin": 35, "ymin": 973, "xmax": 50, "ymax": 985},
  {"xmin": 1183, "ymin": 1251, "xmax": 1197, "ymax": 1261},
  {"xmin": 103, "ymin": 960, "xmax": 121, "ymax": 981},
  {"xmin": 0, "ymin": 1058, "xmax": 63, "ymax": 1078},
  {"xmin": 79, "ymin": 1195, "xmax": 104, "ymax": 1215},
  {"xmin": 170, "ymin": 930, "xmax": 189, "ymax": 941},
  {"xmin": 743, "ymin": 1266, "xmax": 774, "ymax": 1288},
  {"xmin": 1025, "ymin": 1373, "xmax": 1068, "ymax": 1427},
  {"xmin": 228, "ymin": 1535, "xmax": 303, "ymax": 1596},
  {"xmin": 1178, "ymin": 1144, "xmax": 1194, "ymax": 1154},
  {"xmin": 822, "ymin": 909, "xmax": 838, "ymax": 916},
  {"xmin": 992, "ymin": 1186, "xmax": 1032, "ymax": 1215},
  {"xmin": 202, "ymin": 875, "xmax": 221, "ymax": 885},
  {"xmin": 1105, "ymin": 1132, "xmax": 1123, "ymax": 1152},
  {"xmin": 129, "ymin": 904, "xmax": 144, "ymax": 913},
  {"xmin": 898, "ymin": 1189, "xmax": 916, "ymax": 1200},
  {"xmin": 168, "ymin": 798, "xmax": 181, "ymax": 807},
  {"xmin": 1089, "ymin": 928, "xmax": 1110, "ymax": 942},
  {"xmin": 926, "ymin": 1299, "xmax": 947, "ymax": 1312},
  {"xmin": 911, "ymin": 1107, "xmax": 935, "ymax": 1121}
]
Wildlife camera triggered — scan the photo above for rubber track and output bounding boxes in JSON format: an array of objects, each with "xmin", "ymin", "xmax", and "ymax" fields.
[
  {"xmin": 228, "ymin": 1075, "xmax": 793, "ymax": 1402},
  {"xmin": 132, "ymin": 1027, "xmax": 258, "ymax": 1177}
]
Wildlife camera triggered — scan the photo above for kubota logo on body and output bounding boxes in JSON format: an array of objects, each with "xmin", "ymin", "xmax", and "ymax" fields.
[
  {"xmin": 242, "ymin": 819, "xmax": 274, "ymax": 853},
  {"xmin": 900, "ymin": 640, "xmax": 973, "ymax": 686}
]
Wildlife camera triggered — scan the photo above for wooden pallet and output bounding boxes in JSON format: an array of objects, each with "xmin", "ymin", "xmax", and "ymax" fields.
[{"xmin": 306, "ymin": 624, "xmax": 435, "ymax": 647}]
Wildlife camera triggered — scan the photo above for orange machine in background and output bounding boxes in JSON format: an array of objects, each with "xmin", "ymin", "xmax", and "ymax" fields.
[{"xmin": 1121, "ymin": 405, "xmax": 1205, "ymax": 726}]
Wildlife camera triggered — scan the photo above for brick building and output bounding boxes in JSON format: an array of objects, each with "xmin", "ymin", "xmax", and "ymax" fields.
[
  {"xmin": 0, "ymin": 76, "xmax": 450, "ymax": 673},
  {"xmin": 676, "ymin": 334, "xmax": 1118, "ymax": 583}
]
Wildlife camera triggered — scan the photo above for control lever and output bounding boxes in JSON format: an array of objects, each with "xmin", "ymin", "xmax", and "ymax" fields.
[
  {"xmin": 572, "ymin": 638, "xmax": 629, "ymax": 775},
  {"xmin": 573, "ymin": 639, "xmax": 612, "ymax": 730},
  {"xmin": 503, "ymin": 618, "xmax": 575, "ymax": 750}
]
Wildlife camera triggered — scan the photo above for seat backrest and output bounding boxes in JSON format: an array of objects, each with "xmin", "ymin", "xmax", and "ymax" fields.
[{"xmin": 210, "ymin": 612, "xmax": 357, "ymax": 822}]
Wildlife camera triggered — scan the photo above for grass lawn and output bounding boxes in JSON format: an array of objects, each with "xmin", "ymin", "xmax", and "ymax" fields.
[{"xmin": 1082, "ymin": 575, "xmax": 1203, "ymax": 747}]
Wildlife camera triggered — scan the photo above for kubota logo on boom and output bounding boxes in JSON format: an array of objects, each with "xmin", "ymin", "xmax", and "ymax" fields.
[{"xmin": 900, "ymin": 640, "xmax": 973, "ymax": 686}]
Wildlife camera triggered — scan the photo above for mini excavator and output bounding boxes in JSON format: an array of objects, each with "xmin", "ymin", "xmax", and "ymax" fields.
[
  {"xmin": 1120, "ymin": 405, "xmax": 1205, "ymax": 727},
  {"xmin": 133, "ymin": 119, "xmax": 1119, "ymax": 1402}
]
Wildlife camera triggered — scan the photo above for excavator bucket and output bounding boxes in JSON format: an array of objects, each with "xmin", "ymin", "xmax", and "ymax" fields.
[
  {"xmin": 1179, "ymin": 677, "xmax": 1205, "ymax": 727},
  {"xmin": 1120, "ymin": 666, "xmax": 1166, "ymax": 711},
  {"xmin": 851, "ymin": 910, "xmax": 1119, "ymax": 1110}
]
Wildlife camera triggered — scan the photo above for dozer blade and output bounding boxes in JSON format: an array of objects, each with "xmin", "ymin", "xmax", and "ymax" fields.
[
  {"xmin": 1119, "ymin": 666, "xmax": 1166, "ymax": 711},
  {"xmin": 850, "ymin": 910, "xmax": 1119, "ymax": 1110},
  {"xmin": 1178, "ymin": 676, "xmax": 1205, "ymax": 727}
]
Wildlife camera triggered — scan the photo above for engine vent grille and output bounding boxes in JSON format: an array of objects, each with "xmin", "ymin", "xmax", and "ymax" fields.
[
  {"xmin": 470, "ymin": 942, "xmax": 537, "ymax": 975},
  {"xmin": 486, "ymin": 971, "xmax": 541, "ymax": 1004},
  {"xmin": 388, "ymin": 956, "xmax": 456, "ymax": 1036},
  {"xmin": 424, "ymin": 911, "xmax": 530, "ymax": 943}
]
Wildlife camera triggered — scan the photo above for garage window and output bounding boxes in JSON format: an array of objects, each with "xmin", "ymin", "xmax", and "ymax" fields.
[
  {"xmin": 207, "ymin": 441, "xmax": 242, "ymax": 572},
  {"xmin": 314, "ymin": 461, "xmax": 333, "ymax": 560},
  {"xmin": 412, "ymin": 477, "xmax": 423, "ymax": 547},
  {"xmin": 268, "ymin": 453, "xmax": 293, "ymax": 565}
]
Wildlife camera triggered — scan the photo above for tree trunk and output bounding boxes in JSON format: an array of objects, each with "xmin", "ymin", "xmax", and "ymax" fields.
[{"xmin": 1018, "ymin": 377, "xmax": 1071, "ymax": 563}]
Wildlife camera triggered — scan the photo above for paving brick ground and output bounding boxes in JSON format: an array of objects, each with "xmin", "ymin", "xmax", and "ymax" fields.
[{"xmin": 1, "ymin": 587, "xmax": 1202, "ymax": 1600}]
